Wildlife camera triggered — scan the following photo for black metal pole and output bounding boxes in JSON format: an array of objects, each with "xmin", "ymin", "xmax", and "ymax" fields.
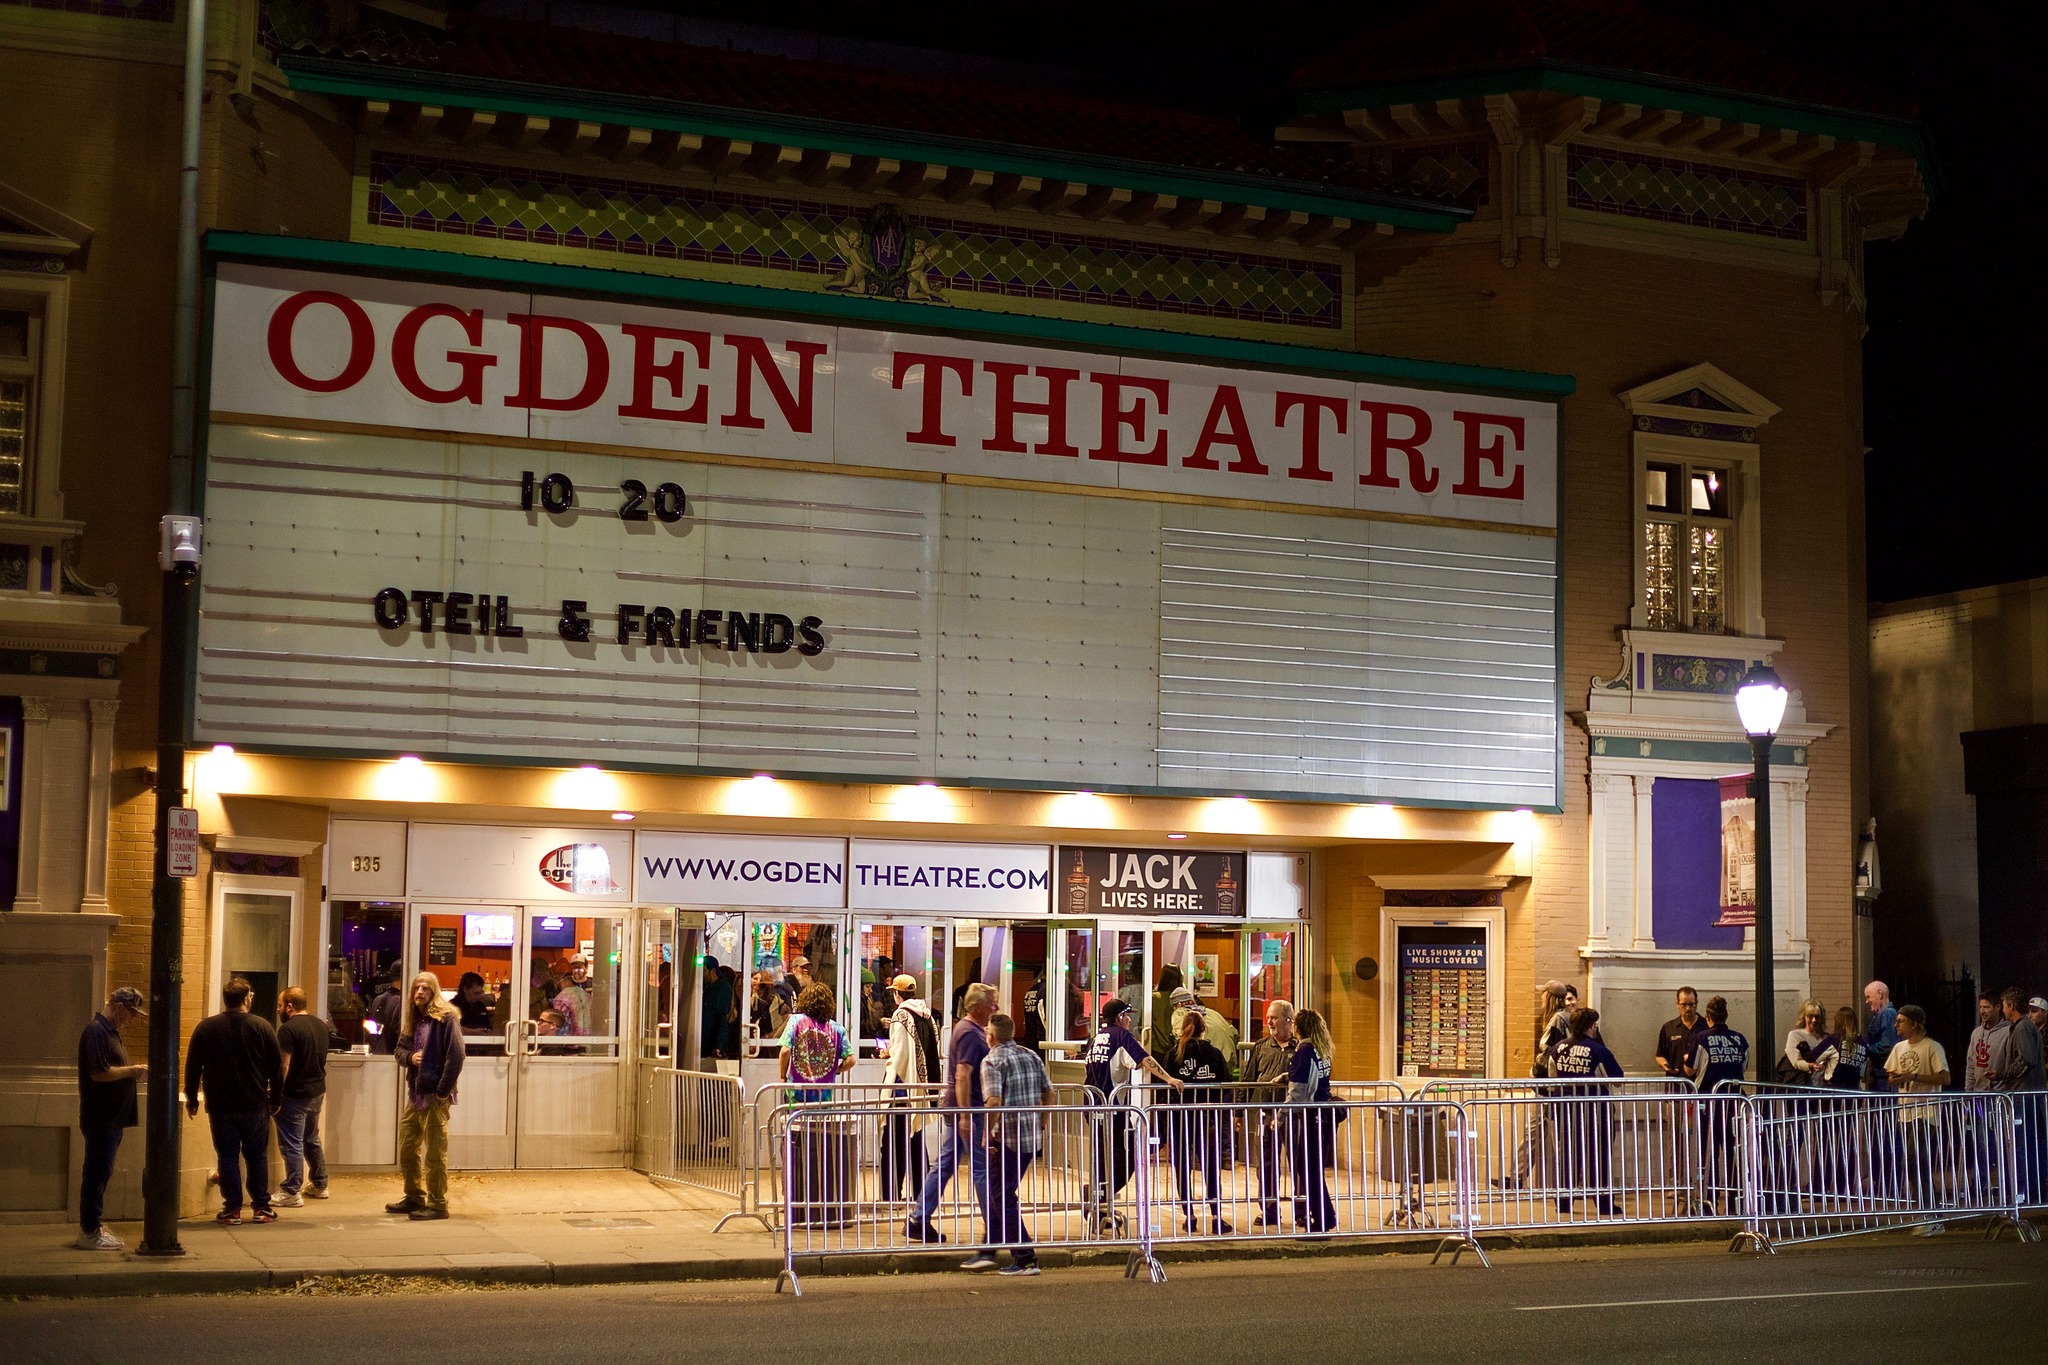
[
  {"xmin": 141, "ymin": 0, "xmax": 207, "ymax": 1256},
  {"xmin": 1751, "ymin": 733, "xmax": 1775, "ymax": 1083},
  {"xmin": 140, "ymin": 569, "xmax": 193, "ymax": 1256}
]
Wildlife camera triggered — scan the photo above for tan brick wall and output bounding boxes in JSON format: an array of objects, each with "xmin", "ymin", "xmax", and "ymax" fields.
[{"xmin": 1352, "ymin": 237, "xmax": 1867, "ymax": 1018}]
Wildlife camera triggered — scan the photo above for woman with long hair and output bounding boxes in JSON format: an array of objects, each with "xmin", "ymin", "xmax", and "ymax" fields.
[
  {"xmin": 1502, "ymin": 981, "xmax": 1577, "ymax": 1189},
  {"xmin": 1166, "ymin": 1008, "xmax": 1232, "ymax": 1233},
  {"xmin": 1287, "ymin": 1009, "xmax": 1338, "ymax": 1233},
  {"xmin": 779, "ymin": 981, "xmax": 853, "ymax": 1103}
]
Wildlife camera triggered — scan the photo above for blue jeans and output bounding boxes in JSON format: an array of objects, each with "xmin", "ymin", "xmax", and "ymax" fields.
[
  {"xmin": 79, "ymin": 1125, "xmax": 125, "ymax": 1234},
  {"xmin": 276, "ymin": 1094, "xmax": 327, "ymax": 1195},
  {"xmin": 912, "ymin": 1115, "xmax": 988, "ymax": 1240},
  {"xmin": 209, "ymin": 1109, "xmax": 273, "ymax": 1213}
]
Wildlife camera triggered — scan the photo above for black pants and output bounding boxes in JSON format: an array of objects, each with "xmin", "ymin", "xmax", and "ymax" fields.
[
  {"xmin": 1289, "ymin": 1111, "xmax": 1336, "ymax": 1232},
  {"xmin": 1170, "ymin": 1107, "xmax": 1222, "ymax": 1222},
  {"xmin": 1258, "ymin": 1114, "xmax": 1289, "ymax": 1222},
  {"xmin": 880, "ymin": 1101, "xmax": 927, "ymax": 1202},
  {"xmin": 79, "ymin": 1125, "xmax": 124, "ymax": 1234},
  {"xmin": 1091, "ymin": 1110, "xmax": 1138, "ymax": 1212}
]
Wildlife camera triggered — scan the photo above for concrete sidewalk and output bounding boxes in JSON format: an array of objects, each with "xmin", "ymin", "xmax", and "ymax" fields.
[{"xmin": 0, "ymin": 1170, "xmax": 786, "ymax": 1298}]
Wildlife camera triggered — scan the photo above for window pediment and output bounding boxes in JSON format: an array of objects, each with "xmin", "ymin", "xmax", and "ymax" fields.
[{"xmin": 1617, "ymin": 363, "xmax": 1778, "ymax": 430}]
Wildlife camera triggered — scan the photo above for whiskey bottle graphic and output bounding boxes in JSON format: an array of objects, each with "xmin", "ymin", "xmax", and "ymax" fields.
[
  {"xmin": 1066, "ymin": 850, "xmax": 1091, "ymax": 915},
  {"xmin": 1214, "ymin": 859, "xmax": 1238, "ymax": 916}
]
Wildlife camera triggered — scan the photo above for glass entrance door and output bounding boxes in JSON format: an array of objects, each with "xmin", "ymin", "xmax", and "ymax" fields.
[
  {"xmin": 406, "ymin": 904, "xmax": 629, "ymax": 1169},
  {"xmin": 1047, "ymin": 921, "xmax": 1096, "ymax": 1058},
  {"xmin": 1098, "ymin": 921, "xmax": 1194, "ymax": 1058}
]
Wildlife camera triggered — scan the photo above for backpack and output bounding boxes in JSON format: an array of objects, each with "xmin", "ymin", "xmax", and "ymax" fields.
[
  {"xmin": 789, "ymin": 1016, "xmax": 841, "ymax": 1083},
  {"xmin": 909, "ymin": 1009, "xmax": 941, "ymax": 1087}
]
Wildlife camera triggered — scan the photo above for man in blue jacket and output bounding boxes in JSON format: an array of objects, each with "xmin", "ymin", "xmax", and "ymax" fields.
[{"xmin": 1863, "ymin": 981, "xmax": 1899, "ymax": 1092}]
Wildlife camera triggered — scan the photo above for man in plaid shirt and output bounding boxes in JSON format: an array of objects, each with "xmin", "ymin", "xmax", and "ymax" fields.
[{"xmin": 981, "ymin": 1012, "xmax": 1052, "ymax": 1275}]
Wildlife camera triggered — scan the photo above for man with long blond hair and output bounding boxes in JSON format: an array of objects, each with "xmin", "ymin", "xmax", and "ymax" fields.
[{"xmin": 389, "ymin": 972, "xmax": 464, "ymax": 1221}]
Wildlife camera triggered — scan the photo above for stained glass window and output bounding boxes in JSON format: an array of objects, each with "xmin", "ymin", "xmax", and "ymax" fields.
[
  {"xmin": 0, "ymin": 308, "xmax": 33, "ymax": 517},
  {"xmin": 1643, "ymin": 459, "xmax": 1734, "ymax": 633}
]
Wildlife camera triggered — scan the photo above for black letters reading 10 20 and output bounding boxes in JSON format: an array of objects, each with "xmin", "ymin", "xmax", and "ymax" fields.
[{"xmin": 367, "ymin": 468, "xmax": 826, "ymax": 657}]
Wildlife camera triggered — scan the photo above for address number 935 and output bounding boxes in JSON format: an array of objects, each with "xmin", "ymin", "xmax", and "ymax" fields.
[{"xmin": 350, "ymin": 855, "xmax": 383, "ymax": 873}]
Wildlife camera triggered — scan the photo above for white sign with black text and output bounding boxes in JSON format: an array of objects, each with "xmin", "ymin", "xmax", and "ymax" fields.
[{"xmin": 848, "ymin": 840, "xmax": 1052, "ymax": 916}]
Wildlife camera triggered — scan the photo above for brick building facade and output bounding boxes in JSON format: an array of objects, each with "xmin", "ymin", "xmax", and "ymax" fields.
[{"xmin": 0, "ymin": 0, "xmax": 1926, "ymax": 1219}]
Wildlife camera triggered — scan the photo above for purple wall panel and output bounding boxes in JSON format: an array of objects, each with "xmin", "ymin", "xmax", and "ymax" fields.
[{"xmin": 1652, "ymin": 777, "xmax": 1744, "ymax": 950}]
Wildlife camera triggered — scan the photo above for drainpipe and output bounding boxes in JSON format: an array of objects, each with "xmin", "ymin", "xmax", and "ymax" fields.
[{"xmin": 140, "ymin": 0, "xmax": 208, "ymax": 1257}]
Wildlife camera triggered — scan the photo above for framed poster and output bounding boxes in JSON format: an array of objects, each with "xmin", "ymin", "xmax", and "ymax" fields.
[{"xmin": 1192, "ymin": 953, "xmax": 1221, "ymax": 998}]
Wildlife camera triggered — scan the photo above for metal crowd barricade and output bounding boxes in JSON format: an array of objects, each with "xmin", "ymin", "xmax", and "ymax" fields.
[
  {"xmin": 776, "ymin": 1100, "xmax": 1157, "ymax": 1296},
  {"xmin": 723, "ymin": 1080, "xmax": 950, "ymax": 1233},
  {"xmin": 644, "ymin": 1068, "xmax": 747, "ymax": 1203},
  {"xmin": 1458, "ymin": 1090, "xmax": 1755, "ymax": 1241},
  {"xmin": 2013, "ymin": 1089, "xmax": 2048, "ymax": 1214},
  {"xmin": 1135, "ymin": 1093, "xmax": 1487, "ymax": 1266},
  {"xmin": 1733, "ymin": 1088, "xmax": 2036, "ymax": 1249}
]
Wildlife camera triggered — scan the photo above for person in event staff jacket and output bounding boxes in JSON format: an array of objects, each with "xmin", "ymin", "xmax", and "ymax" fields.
[
  {"xmin": 1689, "ymin": 996, "xmax": 1750, "ymax": 1212},
  {"xmin": 1548, "ymin": 1008, "xmax": 1622, "ymax": 1216}
]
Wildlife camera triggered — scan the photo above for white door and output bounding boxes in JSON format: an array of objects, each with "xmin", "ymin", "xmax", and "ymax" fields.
[
  {"xmin": 405, "ymin": 904, "xmax": 629, "ymax": 1168},
  {"xmin": 1098, "ymin": 920, "xmax": 1193, "ymax": 1057}
]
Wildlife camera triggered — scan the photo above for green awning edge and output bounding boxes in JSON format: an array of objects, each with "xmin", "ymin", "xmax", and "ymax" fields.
[
  {"xmin": 279, "ymin": 55, "xmax": 1473, "ymax": 234},
  {"xmin": 1290, "ymin": 63, "xmax": 1940, "ymax": 199},
  {"xmin": 204, "ymin": 230, "xmax": 1578, "ymax": 397}
]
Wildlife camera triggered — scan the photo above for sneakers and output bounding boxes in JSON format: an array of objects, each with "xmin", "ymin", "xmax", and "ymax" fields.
[
  {"xmin": 409, "ymin": 1206, "xmax": 450, "ymax": 1221},
  {"xmin": 306, "ymin": 1185, "xmax": 330, "ymax": 1200},
  {"xmin": 76, "ymin": 1227, "xmax": 124, "ymax": 1251},
  {"xmin": 274, "ymin": 1192, "xmax": 305, "ymax": 1208},
  {"xmin": 215, "ymin": 1209, "xmax": 243, "ymax": 1226},
  {"xmin": 999, "ymin": 1261, "xmax": 1041, "ymax": 1276},
  {"xmin": 385, "ymin": 1198, "xmax": 420, "ymax": 1215},
  {"xmin": 250, "ymin": 1208, "xmax": 278, "ymax": 1224},
  {"xmin": 904, "ymin": 1220, "xmax": 947, "ymax": 1244},
  {"xmin": 959, "ymin": 1253, "xmax": 998, "ymax": 1272}
]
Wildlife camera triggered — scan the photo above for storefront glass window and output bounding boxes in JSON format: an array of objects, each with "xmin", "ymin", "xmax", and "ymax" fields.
[
  {"xmin": 1246, "ymin": 928, "xmax": 1297, "ymax": 1042},
  {"xmin": 531, "ymin": 914, "xmax": 625, "ymax": 1056},
  {"xmin": 749, "ymin": 919, "xmax": 841, "ymax": 1042},
  {"xmin": 329, "ymin": 900, "xmax": 403, "ymax": 1047}
]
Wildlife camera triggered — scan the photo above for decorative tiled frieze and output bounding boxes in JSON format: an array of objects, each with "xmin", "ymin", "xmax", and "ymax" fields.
[
  {"xmin": 357, "ymin": 150, "xmax": 1349, "ymax": 343},
  {"xmin": 1567, "ymin": 145, "xmax": 1808, "ymax": 241},
  {"xmin": 1357, "ymin": 144, "xmax": 1487, "ymax": 209},
  {"xmin": 1649, "ymin": 653, "xmax": 1746, "ymax": 695}
]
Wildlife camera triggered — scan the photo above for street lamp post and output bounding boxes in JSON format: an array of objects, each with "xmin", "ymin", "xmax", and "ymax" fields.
[{"xmin": 1736, "ymin": 664, "xmax": 1789, "ymax": 1082}]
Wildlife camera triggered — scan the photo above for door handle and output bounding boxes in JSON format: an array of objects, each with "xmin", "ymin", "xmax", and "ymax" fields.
[{"xmin": 525, "ymin": 1018, "xmax": 542, "ymax": 1056}]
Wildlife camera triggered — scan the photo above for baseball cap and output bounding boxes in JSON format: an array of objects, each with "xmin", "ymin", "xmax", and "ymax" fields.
[
  {"xmin": 1101, "ymin": 998, "xmax": 1131, "ymax": 1024},
  {"xmin": 109, "ymin": 986, "xmax": 147, "ymax": 1017},
  {"xmin": 2030, "ymin": 996, "xmax": 2048, "ymax": 1012},
  {"xmin": 1170, "ymin": 986, "xmax": 1197, "ymax": 1007},
  {"xmin": 889, "ymin": 973, "xmax": 919, "ymax": 993}
]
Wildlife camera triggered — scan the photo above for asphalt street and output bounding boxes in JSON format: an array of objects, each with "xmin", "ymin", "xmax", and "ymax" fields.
[{"xmin": 7, "ymin": 1235, "xmax": 2042, "ymax": 1364}]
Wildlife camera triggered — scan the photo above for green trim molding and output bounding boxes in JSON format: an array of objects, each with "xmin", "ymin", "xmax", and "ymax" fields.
[
  {"xmin": 1590, "ymin": 735, "xmax": 1807, "ymax": 767},
  {"xmin": 281, "ymin": 56, "xmax": 1470, "ymax": 233},
  {"xmin": 204, "ymin": 230, "xmax": 1577, "ymax": 397},
  {"xmin": 1292, "ymin": 64, "xmax": 1939, "ymax": 197}
]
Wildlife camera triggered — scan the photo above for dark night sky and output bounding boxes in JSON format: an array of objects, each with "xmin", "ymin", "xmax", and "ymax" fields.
[{"xmin": 515, "ymin": 0, "xmax": 2044, "ymax": 602}]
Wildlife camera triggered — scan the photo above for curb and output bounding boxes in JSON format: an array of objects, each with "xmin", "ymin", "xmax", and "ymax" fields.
[{"xmin": 7, "ymin": 1214, "xmax": 2038, "ymax": 1301}]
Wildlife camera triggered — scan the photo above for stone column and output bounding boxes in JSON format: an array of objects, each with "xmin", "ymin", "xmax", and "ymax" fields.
[
  {"xmin": 11, "ymin": 696, "xmax": 50, "ymax": 913},
  {"xmin": 82, "ymin": 697, "xmax": 118, "ymax": 912}
]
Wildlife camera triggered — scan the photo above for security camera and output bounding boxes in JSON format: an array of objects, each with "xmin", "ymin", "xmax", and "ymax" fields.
[{"xmin": 158, "ymin": 516, "xmax": 203, "ymax": 574}]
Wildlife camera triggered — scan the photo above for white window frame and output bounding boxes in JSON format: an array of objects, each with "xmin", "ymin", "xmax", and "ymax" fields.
[
  {"xmin": 207, "ymin": 872, "xmax": 306, "ymax": 1012},
  {"xmin": 1631, "ymin": 431, "xmax": 1764, "ymax": 638},
  {"xmin": 0, "ymin": 273, "xmax": 69, "ymax": 521}
]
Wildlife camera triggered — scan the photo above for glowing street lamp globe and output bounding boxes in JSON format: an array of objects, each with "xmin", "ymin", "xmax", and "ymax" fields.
[{"xmin": 1735, "ymin": 664, "xmax": 1788, "ymax": 738}]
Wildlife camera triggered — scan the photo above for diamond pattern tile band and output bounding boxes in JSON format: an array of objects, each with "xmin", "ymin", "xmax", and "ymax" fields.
[
  {"xmin": 361, "ymin": 151, "xmax": 1347, "ymax": 339},
  {"xmin": 1567, "ymin": 144, "xmax": 1808, "ymax": 241}
]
